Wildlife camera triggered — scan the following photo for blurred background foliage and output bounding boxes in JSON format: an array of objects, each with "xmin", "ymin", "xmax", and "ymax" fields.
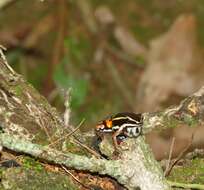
[{"xmin": 1, "ymin": 0, "xmax": 204, "ymax": 131}]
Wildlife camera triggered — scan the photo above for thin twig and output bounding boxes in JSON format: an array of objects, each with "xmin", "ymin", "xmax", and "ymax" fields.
[
  {"xmin": 72, "ymin": 137, "xmax": 102, "ymax": 159},
  {"xmin": 0, "ymin": 45, "xmax": 15, "ymax": 74},
  {"xmin": 165, "ymin": 133, "xmax": 194, "ymax": 176},
  {"xmin": 63, "ymin": 88, "xmax": 72, "ymax": 128},
  {"xmin": 106, "ymin": 59, "xmax": 134, "ymax": 110},
  {"xmin": 61, "ymin": 165, "xmax": 93, "ymax": 190},
  {"xmin": 48, "ymin": 119, "xmax": 85, "ymax": 147},
  {"xmin": 105, "ymin": 45, "xmax": 145, "ymax": 69},
  {"xmin": 168, "ymin": 180, "xmax": 204, "ymax": 190},
  {"xmin": 75, "ymin": 0, "xmax": 98, "ymax": 34},
  {"xmin": 164, "ymin": 137, "xmax": 175, "ymax": 176}
]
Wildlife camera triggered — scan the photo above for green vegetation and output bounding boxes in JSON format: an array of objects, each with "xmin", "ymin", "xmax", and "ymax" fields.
[
  {"xmin": 21, "ymin": 156, "xmax": 43, "ymax": 171},
  {"xmin": 1, "ymin": 167, "xmax": 79, "ymax": 190},
  {"xmin": 168, "ymin": 158, "xmax": 204, "ymax": 184}
]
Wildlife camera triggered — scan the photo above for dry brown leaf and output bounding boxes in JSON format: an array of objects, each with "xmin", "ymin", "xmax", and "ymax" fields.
[{"xmin": 136, "ymin": 14, "xmax": 204, "ymax": 112}]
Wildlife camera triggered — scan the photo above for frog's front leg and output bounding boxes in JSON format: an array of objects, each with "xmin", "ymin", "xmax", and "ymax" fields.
[{"xmin": 112, "ymin": 127, "xmax": 126, "ymax": 157}]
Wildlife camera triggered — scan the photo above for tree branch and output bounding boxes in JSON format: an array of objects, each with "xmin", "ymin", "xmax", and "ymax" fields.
[
  {"xmin": 0, "ymin": 133, "xmax": 171, "ymax": 190},
  {"xmin": 143, "ymin": 86, "xmax": 204, "ymax": 133}
]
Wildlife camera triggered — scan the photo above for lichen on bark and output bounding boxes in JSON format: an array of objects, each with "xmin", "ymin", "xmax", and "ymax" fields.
[{"xmin": 0, "ymin": 57, "xmax": 64, "ymax": 145}]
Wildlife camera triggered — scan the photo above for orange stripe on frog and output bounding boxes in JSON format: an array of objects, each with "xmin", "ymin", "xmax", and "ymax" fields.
[{"xmin": 106, "ymin": 119, "xmax": 112, "ymax": 128}]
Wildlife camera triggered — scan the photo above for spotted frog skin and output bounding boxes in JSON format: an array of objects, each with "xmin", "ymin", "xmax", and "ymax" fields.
[{"xmin": 95, "ymin": 112, "xmax": 143, "ymax": 150}]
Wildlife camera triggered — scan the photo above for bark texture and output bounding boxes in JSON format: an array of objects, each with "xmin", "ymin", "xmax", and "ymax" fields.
[
  {"xmin": 143, "ymin": 86, "xmax": 204, "ymax": 134},
  {"xmin": 0, "ymin": 57, "xmax": 64, "ymax": 145}
]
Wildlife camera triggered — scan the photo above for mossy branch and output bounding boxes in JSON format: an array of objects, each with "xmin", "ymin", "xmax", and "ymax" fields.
[
  {"xmin": 168, "ymin": 181, "xmax": 204, "ymax": 190},
  {"xmin": 142, "ymin": 86, "xmax": 204, "ymax": 133},
  {"xmin": 0, "ymin": 133, "xmax": 171, "ymax": 190}
]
